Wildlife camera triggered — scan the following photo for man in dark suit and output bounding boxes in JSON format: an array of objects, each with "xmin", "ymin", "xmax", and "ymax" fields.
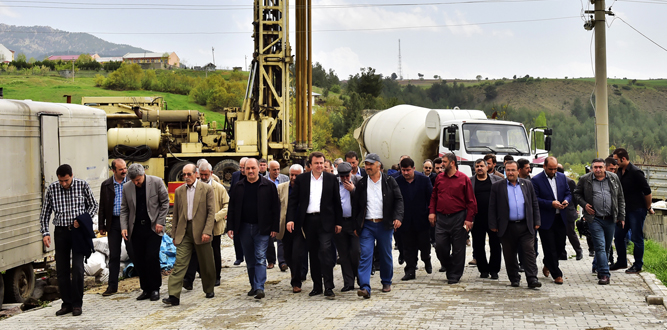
[
  {"xmin": 531, "ymin": 157, "xmax": 571, "ymax": 285},
  {"xmin": 286, "ymin": 152, "xmax": 343, "ymax": 298},
  {"xmin": 353, "ymin": 153, "xmax": 404, "ymax": 299},
  {"xmin": 229, "ymin": 157, "xmax": 248, "ymax": 265},
  {"xmin": 120, "ymin": 164, "xmax": 170, "ymax": 301},
  {"xmin": 395, "ymin": 158, "xmax": 433, "ymax": 280},
  {"xmin": 470, "ymin": 159, "xmax": 503, "ymax": 279},
  {"xmin": 489, "ymin": 160, "xmax": 542, "ymax": 288},
  {"xmin": 345, "ymin": 151, "xmax": 367, "ymax": 177},
  {"xmin": 333, "ymin": 162, "xmax": 362, "ymax": 292},
  {"xmin": 98, "ymin": 158, "xmax": 128, "ymax": 297},
  {"xmin": 558, "ymin": 164, "xmax": 583, "ymax": 260}
]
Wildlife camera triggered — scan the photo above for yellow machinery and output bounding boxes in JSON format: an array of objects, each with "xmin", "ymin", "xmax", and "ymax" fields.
[{"xmin": 84, "ymin": 0, "xmax": 313, "ymax": 188}]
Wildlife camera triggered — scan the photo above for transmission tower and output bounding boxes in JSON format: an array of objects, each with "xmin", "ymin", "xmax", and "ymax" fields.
[{"xmin": 398, "ymin": 39, "xmax": 403, "ymax": 80}]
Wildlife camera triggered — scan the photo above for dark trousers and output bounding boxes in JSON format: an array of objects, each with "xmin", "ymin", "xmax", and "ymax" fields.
[
  {"xmin": 402, "ymin": 228, "xmax": 431, "ymax": 275},
  {"xmin": 615, "ymin": 207, "xmax": 648, "ymax": 269},
  {"xmin": 283, "ymin": 228, "xmax": 308, "ymax": 288},
  {"xmin": 435, "ymin": 211, "xmax": 468, "ymax": 281},
  {"xmin": 500, "ymin": 221, "xmax": 539, "ymax": 283},
  {"xmin": 234, "ymin": 233, "xmax": 244, "ymax": 262},
  {"xmin": 266, "ymin": 237, "xmax": 286, "ymax": 265},
  {"xmin": 55, "ymin": 226, "xmax": 84, "ymax": 309},
  {"xmin": 107, "ymin": 216, "xmax": 123, "ymax": 289},
  {"xmin": 130, "ymin": 221, "xmax": 162, "ymax": 292},
  {"xmin": 334, "ymin": 219, "xmax": 360, "ymax": 288},
  {"xmin": 305, "ymin": 214, "xmax": 335, "ymax": 290},
  {"xmin": 394, "ymin": 230, "xmax": 404, "ymax": 261},
  {"xmin": 564, "ymin": 220, "xmax": 583, "ymax": 254},
  {"xmin": 539, "ymin": 216, "xmax": 565, "ymax": 279},
  {"xmin": 185, "ymin": 234, "xmax": 222, "ymax": 283},
  {"xmin": 471, "ymin": 221, "xmax": 502, "ymax": 274}
]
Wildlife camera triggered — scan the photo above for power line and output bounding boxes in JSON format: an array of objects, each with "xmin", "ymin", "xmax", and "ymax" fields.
[
  {"xmin": 617, "ymin": 17, "xmax": 667, "ymax": 52},
  {"xmin": 0, "ymin": 16, "xmax": 579, "ymax": 35}
]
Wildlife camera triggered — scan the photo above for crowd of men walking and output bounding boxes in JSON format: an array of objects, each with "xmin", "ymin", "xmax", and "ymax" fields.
[{"xmin": 38, "ymin": 147, "xmax": 653, "ymax": 315}]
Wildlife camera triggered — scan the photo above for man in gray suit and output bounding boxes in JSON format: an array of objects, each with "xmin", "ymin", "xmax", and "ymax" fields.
[
  {"xmin": 120, "ymin": 164, "xmax": 170, "ymax": 301},
  {"xmin": 489, "ymin": 160, "xmax": 542, "ymax": 288}
]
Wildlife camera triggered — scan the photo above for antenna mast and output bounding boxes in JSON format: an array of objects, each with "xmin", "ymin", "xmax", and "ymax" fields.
[{"xmin": 398, "ymin": 39, "xmax": 403, "ymax": 80}]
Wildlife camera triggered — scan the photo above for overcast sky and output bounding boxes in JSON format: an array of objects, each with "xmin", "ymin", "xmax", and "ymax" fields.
[{"xmin": 1, "ymin": 0, "xmax": 666, "ymax": 80}]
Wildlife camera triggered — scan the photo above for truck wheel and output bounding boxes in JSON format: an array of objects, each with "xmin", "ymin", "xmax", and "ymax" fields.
[
  {"xmin": 0, "ymin": 274, "xmax": 5, "ymax": 310},
  {"xmin": 168, "ymin": 161, "xmax": 194, "ymax": 182},
  {"xmin": 4, "ymin": 264, "xmax": 35, "ymax": 303},
  {"xmin": 213, "ymin": 159, "xmax": 239, "ymax": 190}
]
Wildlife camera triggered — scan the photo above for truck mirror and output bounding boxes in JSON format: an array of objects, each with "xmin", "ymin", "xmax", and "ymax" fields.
[
  {"xmin": 447, "ymin": 125, "xmax": 458, "ymax": 151},
  {"xmin": 544, "ymin": 136, "xmax": 552, "ymax": 151},
  {"xmin": 544, "ymin": 128, "xmax": 553, "ymax": 136}
]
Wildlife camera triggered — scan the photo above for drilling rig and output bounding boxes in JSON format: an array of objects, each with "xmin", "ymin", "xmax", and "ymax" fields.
[{"xmin": 86, "ymin": 0, "xmax": 313, "ymax": 189}]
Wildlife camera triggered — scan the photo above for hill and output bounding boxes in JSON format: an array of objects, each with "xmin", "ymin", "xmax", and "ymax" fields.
[{"xmin": 0, "ymin": 24, "xmax": 149, "ymax": 60}]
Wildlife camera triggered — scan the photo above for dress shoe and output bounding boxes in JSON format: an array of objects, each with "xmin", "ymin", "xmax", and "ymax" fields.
[
  {"xmin": 438, "ymin": 266, "xmax": 446, "ymax": 273},
  {"xmin": 447, "ymin": 279, "xmax": 459, "ymax": 284},
  {"xmin": 292, "ymin": 286, "xmax": 302, "ymax": 293},
  {"xmin": 592, "ymin": 266, "xmax": 597, "ymax": 274},
  {"xmin": 162, "ymin": 296, "xmax": 180, "ymax": 306},
  {"xmin": 255, "ymin": 289, "xmax": 265, "ymax": 299},
  {"xmin": 55, "ymin": 307, "xmax": 72, "ymax": 316},
  {"xmin": 598, "ymin": 276, "xmax": 610, "ymax": 285},
  {"xmin": 398, "ymin": 257, "xmax": 404, "ymax": 265},
  {"xmin": 357, "ymin": 289, "xmax": 371, "ymax": 299},
  {"xmin": 247, "ymin": 289, "xmax": 257, "ymax": 296},
  {"xmin": 205, "ymin": 292, "xmax": 215, "ymax": 298},
  {"xmin": 381, "ymin": 284, "xmax": 391, "ymax": 292},
  {"xmin": 233, "ymin": 259, "xmax": 243, "ymax": 265},
  {"xmin": 183, "ymin": 281, "xmax": 193, "ymax": 291},
  {"xmin": 150, "ymin": 291, "xmax": 160, "ymax": 301},
  {"xmin": 137, "ymin": 291, "xmax": 151, "ymax": 300},
  {"xmin": 424, "ymin": 260, "xmax": 433, "ymax": 274},
  {"xmin": 625, "ymin": 266, "xmax": 641, "ymax": 274},
  {"xmin": 280, "ymin": 263, "xmax": 288, "ymax": 272},
  {"xmin": 554, "ymin": 277, "xmax": 564, "ymax": 285},
  {"xmin": 309, "ymin": 289, "xmax": 323, "ymax": 296},
  {"xmin": 576, "ymin": 251, "xmax": 583, "ymax": 260},
  {"xmin": 336, "ymin": 258, "xmax": 341, "ymax": 265},
  {"xmin": 401, "ymin": 274, "xmax": 415, "ymax": 281},
  {"xmin": 542, "ymin": 266, "xmax": 550, "ymax": 278},
  {"xmin": 528, "ymin": 280, "xmax": 542, "ymax": 288},
  {"xmin": 609, "ymin": 263, "xmax": 627, "ymax": 271},
  {"xmin": 324, "ymin": 289, "xmax": 335, "ymax": 298},
  {"xmin": 558, "ymin": 254, "xmax": 568, "ymax": 260},
  {"xmin": 490, "ymin": 273, "xmax": 499, "ymax": 280},
  {"xmin": 468, "ymin": 259, "xmax": 477, "ymax": 265},
  {"xmin": 102, "ymin": 287, "xmax": 117, "ymax": 297},
  {"xmin": 518, "ymin": 265, "xmax": 525, "ymax": 273},
  {"xmin": 510, "ymin": 281, "xmax": 520, "ymax": 287},
  {"xmin": 215, "ymin": 279, "xmax": 221, "ymax": 287},
  {"xmin": 72, "ymin": 308, "xmax": 82, "ymax": 316},
  {"xmin": 480, "ymin": 272, "xmax": 489, "ymax": 278},
  {"xmin": 341, "ymin": 286, "xmax": 354, "ymax": 292},
  {"xmin": 589, "ymin": 251, "xmax": 595, "ymax": 257},
  {"xmin": 267, "ymin": 263, "xmax": 275, "ymax": 269}
]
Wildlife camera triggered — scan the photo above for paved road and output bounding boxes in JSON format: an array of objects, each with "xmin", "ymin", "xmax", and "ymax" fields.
[{"xmin": 3, "ymin": 236, "xmax": 667, "ymax": 330}]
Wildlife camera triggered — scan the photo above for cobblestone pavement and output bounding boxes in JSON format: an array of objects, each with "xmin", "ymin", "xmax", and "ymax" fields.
[{"xmin": 3, "ymin": 236, "xmax": 667, "ymax": 330}]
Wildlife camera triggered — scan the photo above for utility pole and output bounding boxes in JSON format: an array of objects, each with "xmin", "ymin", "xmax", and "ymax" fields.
[
  {"xmin": 398, "ymin": 39, "xmax": 403, "ymax": 80},
  {"xmin": 585, "ymin": 0, "xmax": 614, "ymax": 158},
  {"xmin": 212, "ymin": 47, "xmax": 215, "ymax": 67}
]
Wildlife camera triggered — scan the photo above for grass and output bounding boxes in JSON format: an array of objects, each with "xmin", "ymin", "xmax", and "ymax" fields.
[
  {"xmin": 0, "ymin": 73, "xmax": 227, "ymax": 124},
  {"xmin": 640, "ymin": 240, "xmax": 667, "ymax": 285}
]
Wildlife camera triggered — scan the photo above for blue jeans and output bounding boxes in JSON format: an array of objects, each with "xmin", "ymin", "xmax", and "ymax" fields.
[
  {"xmin": 589, "ymin": 217, "xmax": 616, "ymax": 278},
  {"xmin": 358, "ymin": 221, "xmax": 394, "ymax": 294},
  {"xmin": 239, "ymin": 222, "xmax": 270, "ymax": 291},
  {"xmin": 614, "ymin": 208, "xmax": 647, "ymax": 270}
]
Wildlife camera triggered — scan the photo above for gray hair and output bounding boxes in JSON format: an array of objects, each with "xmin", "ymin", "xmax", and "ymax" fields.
[
  {"xmin": 196, "ymin": 159, "xmax": 208, "ymax": 173},
  {"xmin": 239, "ymin": 157, "xmax": 249, "ymax": 166},
  {"xmin": 334, "ymin": 158, "xmax": 343, "ymax": 166},
  {"xmin": 127, "ymin": 163, "xmax": 145, "ymax": 180},
  {"xmin": 198, "ymin": 162, "xmax": 212, "ymax": 172},
  {"xmin": 268, "ymin": 160, "xmax": 280, "ymax": 169},
  {"xmin": 289, "ymin": 164, "xmax": 304, "ymax": 173}
]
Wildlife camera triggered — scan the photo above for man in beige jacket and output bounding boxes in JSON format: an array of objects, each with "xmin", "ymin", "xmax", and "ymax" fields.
[{"xmin": 163, "ymin": 164, "xmax": 216, "ymax": 306}]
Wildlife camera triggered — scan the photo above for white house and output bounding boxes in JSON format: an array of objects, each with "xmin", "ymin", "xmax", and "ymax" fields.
[{"xmin": 0, "ymin": 44, "xmax": 15, "ymax": 63}]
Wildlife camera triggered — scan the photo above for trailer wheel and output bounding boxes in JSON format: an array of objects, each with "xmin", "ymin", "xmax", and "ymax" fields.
[
  {"xmin": 4, "ymin": 264, "xmax": 35, "ymax": 303},
  {"xmin": 213, "ymin": 159, "xmax": 239, "ymax": 190},
  {"xmin": 0, "ymin": 274, "xmax": 5, "ymax": 310},
  {"xmin": 168, "ymin": 161, "xmax": 194, "ymax": 182}
]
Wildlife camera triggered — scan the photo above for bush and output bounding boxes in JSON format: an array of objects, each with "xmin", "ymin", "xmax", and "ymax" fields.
[
  {"xmin": 94, "ymin": 74, "xmax": 105, "ymax": 87},
  {"xmin": 102, "ymin": 63, "xmax": 143, "ymax": 90}
]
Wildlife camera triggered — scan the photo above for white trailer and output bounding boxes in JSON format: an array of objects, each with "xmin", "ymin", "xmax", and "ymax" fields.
[
  {"xmin": 0, "ymin": 99, "xmax": 108, "ymax": 308},
  {"xmin": 355, "ymin": 105, "xmax": 551, "ymax": 176}
]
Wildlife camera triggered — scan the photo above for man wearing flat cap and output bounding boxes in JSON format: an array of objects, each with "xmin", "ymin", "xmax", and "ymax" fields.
[
  {"xmin": 334, "ymin": 162, "xmax": 362, "ymax": 292},
  {"xmin": 352, "ymin": 153, "xmax": 404, "ymax": 299}
]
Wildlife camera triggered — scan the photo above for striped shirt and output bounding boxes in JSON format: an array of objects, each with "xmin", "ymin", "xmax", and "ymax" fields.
[
  {"xmin": 39, "ymin": 178, "xmax": 99, "ymax": 236},
  {"xmin": 112, "ymin": 177, "xmax": 127, "ymax": 216}
]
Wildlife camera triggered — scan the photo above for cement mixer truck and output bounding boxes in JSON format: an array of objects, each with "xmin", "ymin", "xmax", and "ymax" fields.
[{"xmin": 355, "ymin": 105, "xmax": 552, "ymax": 176}]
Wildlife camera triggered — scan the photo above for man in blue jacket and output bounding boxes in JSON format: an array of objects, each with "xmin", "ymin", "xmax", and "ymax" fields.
[{"xmin": 531, "ymin": 157, "xmax": 572, "ymax": 285}]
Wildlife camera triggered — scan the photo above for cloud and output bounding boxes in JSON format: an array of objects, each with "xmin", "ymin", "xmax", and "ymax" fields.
[
  {"xmin": 0, "ymin": 3, "xmax": 19, "ymax": 17},
  {"xmin": 443, "ymin": 11, "xmax": 482, "ymax": 37},
  {"xmin": 312, "ymin": 0, "xmax": 439, "ymax": 32},
  {"xmin": 314, "ymin": 47, "xmax": 362, "ymax": 78}
]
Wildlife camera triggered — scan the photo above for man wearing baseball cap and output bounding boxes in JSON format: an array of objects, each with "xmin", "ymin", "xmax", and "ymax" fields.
[{"xmin": 334, "ymin": 162, "xmax": 362, "ymax": 292}]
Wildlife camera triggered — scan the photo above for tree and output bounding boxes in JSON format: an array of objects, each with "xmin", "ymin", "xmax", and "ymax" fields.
[
  {"xmin": 16, "ymin": 53, "xmax": 27, "ymax": 62},
  {"xmin": 391, "ymin": 72, "xmax": 398, "ymax": 80},
  {"xmin": 347, "ymin": 67, "xmax": 383, "ymax": 98},
  {"xmin": 476, "ymin": 75, "xmax": 482, "ymax": 82}
]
